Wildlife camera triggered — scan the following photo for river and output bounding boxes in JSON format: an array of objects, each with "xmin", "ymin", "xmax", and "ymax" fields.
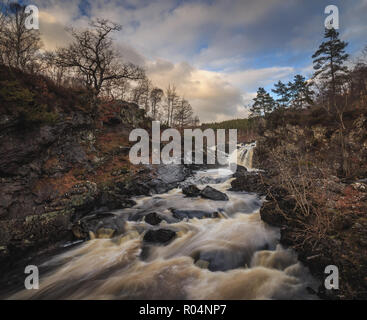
[{"xmin": 10, "ymin": 143, "xmax": 318, "ymax": 299}]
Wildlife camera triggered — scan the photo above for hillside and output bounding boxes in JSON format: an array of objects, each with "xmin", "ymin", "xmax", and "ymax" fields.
[{"xmin": 0, "ymin": 66, "xmax": 191, "ymax": 291}]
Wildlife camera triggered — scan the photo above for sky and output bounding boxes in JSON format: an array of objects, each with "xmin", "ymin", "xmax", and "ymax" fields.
[{"xmin": 25, "ymin": 0, "xmax": 367, "ymax": 122}]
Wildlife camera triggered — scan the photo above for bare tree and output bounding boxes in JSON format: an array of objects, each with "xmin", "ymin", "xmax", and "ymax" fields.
[
  {"xmin": 55, "ymin": 19, "xmax": 145, "ymax": 101},
  {"xmin": 0, "ymin": 2, "xmax": 42, "ymax": 70},
  {"xmin": 0, "ymin": 1, "xmax": 8, "ymax": 65},
  {"xmin": 174, "ymin": 98, "xmax": 193, "ymax": 131},
  {"xmin": 149, "ymin": 87, "xmax": 164, "ymax": 119},
  {"xmin": 165, "ymin": 84, "xmax": 179, "ymax": 126}
]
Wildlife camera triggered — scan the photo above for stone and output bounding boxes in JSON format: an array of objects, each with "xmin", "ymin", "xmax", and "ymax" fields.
[
  {"xmin": 96, "ymin": 227, "xmax": 116, "ymax": 239},
  {"xmin": 171, "ymin": 209, "xmax": 219, "ymax": 220},
  {"xmin": 143, "ymin": 229, "xmax": 176, "ymax": 244},
  {"xmin": 144, "ymin": 212, "xmax": 162, "ymax": 226},
  {"xmin": 200, "ymin": 186, "xmax": 229, "ymax": 201},
  {"xmin": 182, "ymin": 184, "xmax": 201, "ymax": 197}
]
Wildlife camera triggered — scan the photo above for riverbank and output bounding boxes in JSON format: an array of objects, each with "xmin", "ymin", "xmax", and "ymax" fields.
[{"xmin": 231, "ymin": 107, "xmax": 367, "ymax": 299}]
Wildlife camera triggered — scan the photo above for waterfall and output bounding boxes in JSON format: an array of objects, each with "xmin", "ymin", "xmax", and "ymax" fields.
[{"xmin": 237, "ymin": 142, "xmax": 256, "ymax": 170}]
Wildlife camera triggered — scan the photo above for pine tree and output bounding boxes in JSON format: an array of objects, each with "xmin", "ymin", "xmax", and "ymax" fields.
[
  {"xmin": 272, "ymin": 80, "xmax": 291, "ymax": 108},
  {"xmin": 288, "ymin": 75, "xmax": 314, "ymax": 109},
  {"xmin": 312, "ymin": 28, "xmax": 349, "ymax": 106},
  {"xmin": 250, "ymin": 87, "xmax": 275, "ymax": 116}
]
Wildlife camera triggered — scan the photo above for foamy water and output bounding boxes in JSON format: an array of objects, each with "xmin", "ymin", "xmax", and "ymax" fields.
[{"xmin": 9, "ymin": 144, "xmax": 318, "ymax": 300}]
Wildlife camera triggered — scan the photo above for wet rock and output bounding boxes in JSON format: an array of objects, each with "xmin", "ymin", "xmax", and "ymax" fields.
[
  {"xmin": 98, "ymin": 191, "xmax": 136, "ymax": 210},
  {"xmin": 148, "ymin": 164, "xmax": 191, "ymax": 194},
  {"xmin": 233, "ymin": 165, "xmax": 248, "ymax": 178},
  {"xmin": 72, "ymin": 212, "xmax": 126, "ymax": 240},
  {"xmin": 171, "ymin": 209, "xmax": 219, "ymax": 220},
  {"xmin": 182, "ymin": 184, "xmax": 201, "ymax": 197},
  {"xmin": 230, "ymin": 173, "xmax": 267, "ymax": 195},
  {"xmin": 200, "ymin": 186, "xmax": 229, "ymax": 201},
  {"xmin": 143, "ymin": 229, "xmax": 176, "ymax": 244},
  {"xmin": 116, "ymin": 180, "xmax": 151, "ymax": 196},
  {"xmin": 144, "ymin": 212, "xmax": 162, "ymax": 226},
  {"xmin": 195, "ymin": 250, "xmax": 252, "ymax": 272}
]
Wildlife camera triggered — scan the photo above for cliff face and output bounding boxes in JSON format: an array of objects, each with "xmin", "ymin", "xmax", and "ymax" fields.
[{"xmin": 0, "ymin": 67, "xmax": 190, "ymax": 269}]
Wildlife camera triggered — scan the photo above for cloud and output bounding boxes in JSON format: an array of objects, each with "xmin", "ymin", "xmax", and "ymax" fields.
[
  {"xmin": 146, "ymin": 60, "xmax": 246, "ymax": 122},
  {"xmin": 146, "ymin": 60, "xmax": 296, "ymax": 122},
  {"xmin": 31, "ymin": 0, "xmax": 367, "ymax": 122}
]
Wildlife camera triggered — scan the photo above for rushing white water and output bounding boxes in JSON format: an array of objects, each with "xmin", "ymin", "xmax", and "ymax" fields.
[
  {"xmin": 9, "ymin": 144, "xmax": 318, "ymax": 300},
  {"xmin": 237, "ymin": 142, "xmax": 257, "ymax": 170}
]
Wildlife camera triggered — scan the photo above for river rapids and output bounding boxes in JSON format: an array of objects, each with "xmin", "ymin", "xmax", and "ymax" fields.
[{"xmin": 10, "ymin": 143, "xmax": 318, "ymax": 300}]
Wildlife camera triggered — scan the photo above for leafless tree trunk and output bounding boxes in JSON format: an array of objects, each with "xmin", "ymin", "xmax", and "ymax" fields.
[{"xmin": 54, "ymin": 18, "xmax": 145, "ymax": 114}]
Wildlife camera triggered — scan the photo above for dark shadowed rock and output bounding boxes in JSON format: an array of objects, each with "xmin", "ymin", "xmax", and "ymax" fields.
[
  {"xmin": 200, "ymin": 186, "xmax": 229, "ymax": 201},
  {"xmin": 233, "ymin": 165, "xmax": 248, "ymax": 178},
  {"xmin": 98, "ymin": 191, "xmax": 136, "ymax": 210},
  {"xmin": 143, "ymin": 229, "xmax": 176, "ymax": 244},
  {"xmin": 144, "ymin": 212, "xmax": 162, "ymax": 225},
  {"xmin": 230, "ymin": 173, "xmax": 268, "ymax": 195},
  {"xmin": 171, "ymin": 209, "xmax": 219, "ymax": 220},
  {"xmin": 182, "ymin": 184, "xmax": 201, "ymax": 197}
]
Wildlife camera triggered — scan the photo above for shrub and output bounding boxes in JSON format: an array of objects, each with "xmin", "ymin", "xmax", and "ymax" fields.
[{"xmin": 0, "ymin": 80, "xmax": 58, "ymax": 126}]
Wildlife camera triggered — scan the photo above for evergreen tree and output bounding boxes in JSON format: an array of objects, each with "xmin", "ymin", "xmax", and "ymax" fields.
[
  {"xmin": 250, "ymin": 87, "xmax": 275, "ymax": 116},
  {"xmin": 272, "ymin": 80, "xmax": 291, "ymax": 108},
  {"xmin": 312, "ymin": 28, "xmax": 349, "ymax": 105},
  {"xmin": 288, "ymin": 75, "xmax": 314, "ymax": 109}
]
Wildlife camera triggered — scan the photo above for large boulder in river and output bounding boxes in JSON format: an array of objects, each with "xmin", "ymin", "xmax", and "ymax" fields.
[
  {"xmin": 200, "ymin": 186, "xmax": 229, "ymax": 201},
  {"xmin": 143, "ymin": 229, "xmax": 176, "ymax": 244},
  {"xmin": 182, "ymin": 184, "xmax": 201, "ymax": 197}
]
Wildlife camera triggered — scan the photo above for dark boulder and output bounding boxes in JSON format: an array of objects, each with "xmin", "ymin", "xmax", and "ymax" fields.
[
  {"xmin": 171, "ymin": 209, "xmax": 219, "ymax": 220},
  {"xmin": 98, "ymin": 191, "xmax": 136, "ymax": 210},
  {"xmin": 143, "ymin": 229, "xmax": 176, "ymax": 244},
  {"xmin": 144, "ymin": 212, "xmax": 162, "ymax": 226},
  {"xmin": 182, "ymin": 184, "xmax": 201, "ymax": 197},
  {"xmin": 230, "ymin": 173, "xmax": 268, "ymax": 195},
  {"xmin": 200, "ymin": 186, "xmax": 229, "ymax": 201},
  {"xmin": 116, "ymin": 180, "xmax": 151, "ymax": 196},
  {"xmin": 233, "ymin": 165, "xmax": 248, "ymax": 178}
]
